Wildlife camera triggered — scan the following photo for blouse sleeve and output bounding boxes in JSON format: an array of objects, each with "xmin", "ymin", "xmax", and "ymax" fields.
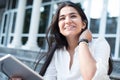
[
  {"xmin": 92, "ymin": 37, "xmax": 110, "ymax": 80},
  {"xmin": 43, "ymin": 51, "xmax": 57, "ymax": 80}
]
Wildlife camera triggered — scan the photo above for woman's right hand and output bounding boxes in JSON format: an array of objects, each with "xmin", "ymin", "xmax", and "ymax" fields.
[{"xmin": 10, "ymin": 78, "xmax": 22, "ymax": 80}]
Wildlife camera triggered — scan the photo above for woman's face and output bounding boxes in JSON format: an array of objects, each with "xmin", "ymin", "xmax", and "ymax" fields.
[{"xmin": 58, "ymin": 6, "xmax": 86, "ymax": 38}]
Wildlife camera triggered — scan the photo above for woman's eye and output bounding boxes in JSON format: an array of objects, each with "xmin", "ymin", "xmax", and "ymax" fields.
[
  {"xmin": 71, "ymin": 15, "xmax": 76, "ymax": 18},
  {"xmin": 59, "ymin": 17, "xmax": 65, "ymax": 21}
]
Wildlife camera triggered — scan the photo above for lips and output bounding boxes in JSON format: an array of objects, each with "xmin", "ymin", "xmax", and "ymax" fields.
[{"xmin": 64, "ymin": 26, "xmax": 76, "ymax": 30}]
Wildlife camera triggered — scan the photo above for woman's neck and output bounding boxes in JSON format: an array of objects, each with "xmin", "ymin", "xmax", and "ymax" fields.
[{"xmin": 67, "ymin": 38, "xmax": 78, "ymax": 53}]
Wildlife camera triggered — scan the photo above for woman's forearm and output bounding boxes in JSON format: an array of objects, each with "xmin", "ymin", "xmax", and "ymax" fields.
[{"xmin": 78, "ymin": 42, "xmax": 96, "ymax": 80}]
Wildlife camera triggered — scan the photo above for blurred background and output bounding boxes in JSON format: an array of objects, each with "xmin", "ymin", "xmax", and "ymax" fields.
[{"xmin": 0, "ymin": 0, "xmax": 120, "ymax": 79}]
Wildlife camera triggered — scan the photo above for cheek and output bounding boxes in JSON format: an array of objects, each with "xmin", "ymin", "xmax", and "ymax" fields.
[
  {"xmin": 58, "ymin": 22, "xmax": 64, "ymax": 32},
  {"xmin": 59, "ymin": 27, "xmax": 63, "ymax": 34},
  {"xmin": 58, "ymin": 21, "xmax": 63, "ymax": 27},
  {"xmin": 77, "ymin": 21, "xmax": 85, "ymax": 29},
  {"xmin": 76, "ymin": 24, "xmax": 84, "ymax": 33}
]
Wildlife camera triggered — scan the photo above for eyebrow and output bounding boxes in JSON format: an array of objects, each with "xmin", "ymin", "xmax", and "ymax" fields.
[{"xmin": 59, "ymin": 12, "xmax": 78, "ymax": 18}]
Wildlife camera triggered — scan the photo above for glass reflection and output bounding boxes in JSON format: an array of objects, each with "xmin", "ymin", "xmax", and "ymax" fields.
[
  {"xmin": 106, "ymin": 17, "xmax": 117, "ymax": 34},
  {"xmin": 90, "ymin": 19, "xmax": 100, "ymax": 33},
  {"xmin": 38, "ymin": 5, "xmax": 50, "ymax": 33}
]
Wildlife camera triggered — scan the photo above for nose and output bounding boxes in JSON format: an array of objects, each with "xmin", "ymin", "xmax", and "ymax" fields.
[{"xmin": 65, "ymin": 16, "xmax": 72, "ymax": 24}]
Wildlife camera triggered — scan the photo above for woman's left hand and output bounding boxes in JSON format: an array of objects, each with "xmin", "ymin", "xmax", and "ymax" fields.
[
  {"xmin": 9, "ymin": 76, "xmax": 23, "ymax": 80},
  {"xmin": 80, "ymin": 29, "xmax": 92, "ymax": 42}
]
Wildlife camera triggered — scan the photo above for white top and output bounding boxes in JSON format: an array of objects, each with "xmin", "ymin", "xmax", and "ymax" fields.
[{"xmin": 44, "ymin": 37, "xmax": 110, "ymax": 80}]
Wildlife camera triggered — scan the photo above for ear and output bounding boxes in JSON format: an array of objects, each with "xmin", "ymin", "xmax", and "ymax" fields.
[{"xmin": 82, "ymin": 22, "xmax": 86, "ymax": 29}]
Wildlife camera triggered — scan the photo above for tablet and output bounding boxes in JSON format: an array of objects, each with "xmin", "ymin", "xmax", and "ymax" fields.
[{"xmin": 0, "ymin": 54, "xmax": 43, "ymax": 80}]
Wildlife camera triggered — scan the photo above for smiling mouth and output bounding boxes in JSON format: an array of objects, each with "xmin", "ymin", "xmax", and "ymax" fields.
[{"xmin": 65, "ymin": 26, "xmax": 75, "ymax": 30}]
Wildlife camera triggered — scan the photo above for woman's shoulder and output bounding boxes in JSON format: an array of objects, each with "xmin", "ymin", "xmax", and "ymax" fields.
[
  {"xmin": 92, "ymin": 37, "xmax": 108, "ymax": 43},
  {"xmin": 91, "ymin": 36, "xmax": 110, "ymax": 48},
  {"xmin": 54, "ymin": 47, "xmax": 65, "ymax": 54}
]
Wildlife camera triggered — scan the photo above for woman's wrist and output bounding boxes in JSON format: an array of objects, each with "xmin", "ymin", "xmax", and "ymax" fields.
[{"xmin": 78, "ymin": 38, "xmax": 89, "ymax": 44}]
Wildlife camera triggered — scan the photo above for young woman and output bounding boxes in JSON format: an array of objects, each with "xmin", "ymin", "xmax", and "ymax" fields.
[
  {"xmin": 11, "ymin": 1, "xmax": 112, "ymax": 80},
  {"xmin": 41, "ymin": 1, "xmax": 112, "ymax": 80}
]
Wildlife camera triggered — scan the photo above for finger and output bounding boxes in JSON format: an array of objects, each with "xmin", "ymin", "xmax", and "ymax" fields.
[{"xmin": 10, "ymin": 78, "xmax": 22, "ymax": 80}]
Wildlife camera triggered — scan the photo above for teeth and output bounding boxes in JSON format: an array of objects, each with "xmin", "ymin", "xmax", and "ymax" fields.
[{"xmin": 65, "ymin": 26, "xmax": 74, "ymax": 30}]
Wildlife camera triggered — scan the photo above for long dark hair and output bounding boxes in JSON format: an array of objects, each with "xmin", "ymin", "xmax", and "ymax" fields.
[
  {"xmin": 39, "ymin": 1, "xmax": 112, "ymax": 76},
  {"xmin": 108, "ymin": 56, "xmax": 113, "ymax": 75}
]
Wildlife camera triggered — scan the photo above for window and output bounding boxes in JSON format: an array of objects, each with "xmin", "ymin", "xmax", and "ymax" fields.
[
  {"xmin": 118, "ymin": 41, "xmax": 120, "ymax": 58},
  {"xmin": 23, "ymin": 9, "xmax": 32, "ymax": 33},
  {"xmin": 90, "ymin": 19, "xmax": 100, "ymax": 33},
  {"xmin": 42, "ymin": 0, "xmax": 51, "ymax": 3},
  {"xmin": 38, "ymin": 5, "xmax": 50, "ymax": 33},
  {"xmin": 22, "ymin": 8, "xmax": 32, "ymax": 45},
  {"xmin": 106, "ymin": 0, "xmax": 120, "ymax": 59},
  {"xmin": 106, "ymin": 37, "xmax": 116, "ymax": 57},
  {"xmin": 106, "ymin": 17, "xmax": 117, "ymax": 34},
  {"xmin": 11, "ymin": 12, "xmax": 16, "ymax": 33},
  {"xmin": 26, "ymin": 0, "xmax": 33, "ymax": 6}
]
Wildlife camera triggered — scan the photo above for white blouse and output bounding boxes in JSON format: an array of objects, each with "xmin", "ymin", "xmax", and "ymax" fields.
[{"xmin": 44, "ymin": 37, "xmax": 111, "ymax": 80}]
